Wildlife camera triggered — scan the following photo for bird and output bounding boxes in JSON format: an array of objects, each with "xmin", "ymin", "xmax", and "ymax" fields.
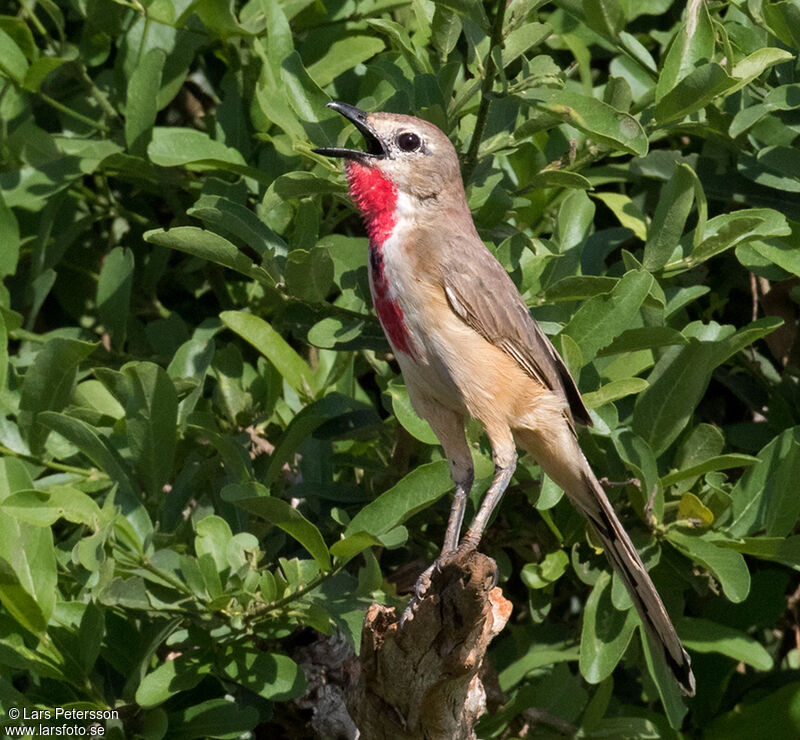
[{"xmin": 314, "ymin": 101, "xmax": 695, "ymax": 696}]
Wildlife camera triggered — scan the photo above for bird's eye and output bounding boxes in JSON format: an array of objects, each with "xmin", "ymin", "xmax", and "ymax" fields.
[{"xmin": 397, "ymin": 132, "xmax": 421, "ymax": 152}]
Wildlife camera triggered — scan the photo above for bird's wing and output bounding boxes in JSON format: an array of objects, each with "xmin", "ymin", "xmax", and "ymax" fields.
[{"xmin": 442, "ymin": 243, "xmax": 592, "ymax": 427}]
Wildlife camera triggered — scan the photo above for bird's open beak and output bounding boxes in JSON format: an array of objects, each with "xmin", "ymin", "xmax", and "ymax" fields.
[{"xmin": 313, "ymin": 101, "xmax": 387, "ymax": 160}]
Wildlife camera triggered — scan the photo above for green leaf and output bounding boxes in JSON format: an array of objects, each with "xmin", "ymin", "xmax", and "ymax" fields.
[
  {"xmin": 717, "ymin": 536, "xmax": 800, "ymax": 571},
  {"xmin": 222, "ymin": 482, "xmax": 331, "ymax": 571},
  {"xmin": 271, "ymin": 396, "xmax": 374, "ymax": 488},
  {"xmin": 220, "ymin": 310, "xmax": 313, "ymax": 396},
  {"xmin": 435, "ymin": 0, "xmax": 490, "ymax": 32},
  {"xmin": 432, "ymin": 5, "xmax": 462, "ymax": 57},
  {"xmin": 579, "ymin": 572, "xmax": 637, "ymax": 684},
  {"xmin": 136, "ymin": 653, "xmax": 212, "ymax": 708},
  {"xmin": 497, "ymin": 640, "xmax": 581, "ymax": 692},
  {"xmin": 145, "ymin": 227, "xmax": 274, "ymax": 286},
  {"xmin": 522, "ymin": 89, "xmax": 648, "ymax": 156},
  {"xmin": 97, "ymin": 247, "xmax": 134, "ymax": 349},
  {"xmin": 366, "ymin": 19, "xmax": 432, "ymax": 74},
  {"xmin": 307, "ymin": 36, "xmax": 385, "ymax": 87},
  {"xmin": 0, "ymin": 312, "xmax": 7, "ymax": 396},
  {"xmin": 527, "ymin": 169, "xmax": 593, "ymax": 191},
  {"xmin": 38, "ymin": 411, "xmax": 151, "ymax": 542},
  {"xmin": 661, "ymin": 454, "xmax": 759, "ymax": 487},
  {"xmin": 679, "ymin": 617, "xmax": 773, "ymax": 670},
  {"xmin": 654, "ymin": 64, "xmax": 736, "ymax": 125},
  {"xmin": 592, "ymin": 192, "xmax": 647, "ymax": 241},
  {"xmin": 0, "ymin": 192, "xmax": 20, "ymax": 278},
  {"xmin": 582, "ymin": 0, "xmax": 624, "ymax": 39},
  {"xmin": 148, "ymin": 127, "xmax": 246, "ymax": 168},
  {"xmin": 739, "ymin": 150, "xmax": 800, "ymax": 193},
  {"xmin": 655, "ymin": 0, "xmax": 714, "ymax": 100},
  {"xmin": 260, "ymin": 171, "xmax": 343, "ymax": 214},
  {"xmin": 386, "ymin": 379, "xmax": 438, "ymax": 444},
  {"xmin": 307, "ymin": 315, "xmax": 386, "ymax": 352},
  {"xmin": 346, "ymin": 460, "xmax": 453, "ymax": 537},
  {"xmin": 679, "ymin": 209, "xmax": 790, "ymax": 270},
  {"xmin": 125, "ymin": 48, "xmax": 166, "ymax": 155},
  {"xmin": 166, "ymin": 699, "xmax": 259, "ymax": 740},
  {"xmin": 598, "ymin": 326, "xmax": 688, "ymax": 356},
  {"xmin": 0, "ymin": 28, "xmax": 29, "ymax": 84},
  {"xmin": 730, "ymin": 48, "xmax": 794, "ymax": 91},
  {"xmin": 195, "ymin": 516, "xmax": 234, "ymax": 574},
  {"xmin": 218, "ymin": 647, "xmax": 307, "ymax": 700},
  {"xmin": 18, "ymin": 338, "xmax": 96, "ymax": 455},
  {"xmin": 632, "ymin": 320, "xmax": 776, "ymax": 456},
  {"xmin": 502, "ymin": 22, "xmax": 551, "ymax": 67},
  {"xmin": 1, "ymin": 486, "xmax": 102, "ymax": 526},
  {"xmin": 329, "ymin": 532, "xmax": 383, "ymax": 564},
  {"xmin": 643, "ymin": 164, "xmax": 699, "ymax": 270},
  {"xmin": 667, "ymin": 530, "xmax": 750, "ymax": 603},
  {"xmin": 0, "ymin": 558, "xmax": 48, "ymax": 636},
  {"xmin": 612, "ymin": 430, "xmax": 660, "ymax": 518},
  {"xmin": 640, "ymin": 629, "xmax": 687, "ymax": 730},
  {"xmin": 561, "ymin": 270, "xmax": 653, "ymax": 365},
  {"xmin": 582, "ymin": 378, "xmax": 648, "ymax": 409},
  {"xmin": 0, "ymin": 459, "xmax": 56, "ymax": 631},
  {"xmin": 521, "ymin": 549, "xmax": 569, "ymax": 589},
  {"xmin": 284, "ymin": 247, "xmax": 334, "ymax": 303},
  {"xmin": 704, "ymin": 682, "xmax": 800, "ymax": 740},
  {"xmin": 123, "ymin": 362, "xmax": 178, "ymax": 498},
  {"xmin": 77, "ymin": 601, "xmax": 105, "ymax": 674},
  {"xmin": 187, "ymin": 193, "xmax": 288, "ymax": 261},
  {"xmin": 545, "ymin": 276, "xmax": 617, "ymax": 302},
  {"xmin": 280, "ymin": 51, "xmax": 332, "ymax": 123},
  {"xmin": 728, "ymin": 427, "xmax": 800, "ymax": 538},
  {"xmin": 750, "ymin": 239, "xmax": 800, "ymax": 278}
]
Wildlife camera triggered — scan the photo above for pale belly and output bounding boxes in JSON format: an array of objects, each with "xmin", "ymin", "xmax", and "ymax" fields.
[{"xmin": 368, "ymin": 243, "xmax": 467, "ymax": 413}]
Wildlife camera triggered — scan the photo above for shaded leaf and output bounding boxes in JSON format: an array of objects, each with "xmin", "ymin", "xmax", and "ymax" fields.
[
  {"xmin": 221, "ymin": 482, "xmax": 331, "ymax": 571},
  {"xmin": 345, "ymin": 461, "xmax": 452, "ymax": 537},
  {"xmin": 580, "ymin": 572, "xmax": 637, "ymax": 684},
  {"xmin": 667, "ymin": 530, "xmax": 750, "ymax": 603}
]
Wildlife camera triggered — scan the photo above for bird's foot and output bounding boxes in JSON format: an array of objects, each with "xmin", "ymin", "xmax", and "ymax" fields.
[
  {"xmin": 399, "ymin": 559, "xmax": 438, "ymax": 626},
  {"xmin": 399, "ymin": 543, "xmax": 483, "ymax": 626}
]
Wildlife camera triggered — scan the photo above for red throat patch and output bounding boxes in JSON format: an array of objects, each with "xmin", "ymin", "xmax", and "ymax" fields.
[
  {"xmin": 344, "ymin": 161, "xmax": 416, "ymax": 358},
  {"xmin": 344, "ymin": 161, "xmax": 398, "ymax": 245}
]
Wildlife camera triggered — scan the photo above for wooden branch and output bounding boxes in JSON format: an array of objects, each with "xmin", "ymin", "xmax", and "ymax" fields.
[{"xmin": 347, "ymin": 549, "xmax": 512, "ymax": 740}]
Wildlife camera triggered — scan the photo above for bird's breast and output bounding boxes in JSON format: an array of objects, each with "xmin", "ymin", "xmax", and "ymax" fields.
[
  {"xmin": 367, "ymin": 209, "xmax": 469, "ymax": 408},
  {"xmin": 368, "ymin": 240, "xmax": 418, "ymax": 358}
]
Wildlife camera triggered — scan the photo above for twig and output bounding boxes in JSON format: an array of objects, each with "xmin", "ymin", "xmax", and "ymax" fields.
[{"xmin": 462, "ymin": 0, "xmax": 508, "ymax": 184}]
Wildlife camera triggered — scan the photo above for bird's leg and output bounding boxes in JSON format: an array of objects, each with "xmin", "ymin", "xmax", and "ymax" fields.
[
  {"xmin": 441, "ymin": 470, "xmax": 473, "ymax": 554},
  {"xmin": 400, "ymin": 402, "xmax": 473, "ymax": 624},
  {"xmin": 458, "ymin": 449, "xmax": 517, "ymax": 552},
  {"xmin": 400, "ymin": 468, "xmax": 474, "ymax": 626}
]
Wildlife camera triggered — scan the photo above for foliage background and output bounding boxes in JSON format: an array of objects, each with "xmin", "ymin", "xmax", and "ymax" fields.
[{"xmin": 1, "ymin": 0, "xmax": 800, "ymax": 736}]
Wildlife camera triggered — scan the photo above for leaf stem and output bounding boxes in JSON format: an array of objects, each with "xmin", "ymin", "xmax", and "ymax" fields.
[
  {"xmin": 462, "ymin": 0, "xmax": 508, "ymax": 184},
  {"xmin": 0, "ymin": 443, "xmax": 101, "ymax": 477},
  {"xmin": 245, "ymin": 562, "xmax": 346, "ymax": 623},
  {"xmin": 37, "ymin": 92, "xmax": 110, "ymax": 133}
]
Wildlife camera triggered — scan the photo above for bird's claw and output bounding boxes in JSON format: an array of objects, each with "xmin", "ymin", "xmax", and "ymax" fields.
[
  {"xmin": 398, "ymin": 558, "xmax": 441, "ymax": 626},
  {"xmin": 399, "ymin": 543, "xmax": 480, "ymax": 626}
]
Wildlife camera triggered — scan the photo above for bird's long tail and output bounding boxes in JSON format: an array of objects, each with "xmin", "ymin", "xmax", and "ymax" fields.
[{"xmin": 515, "ymin": 428, "xmax": 696, "ymax": 696}]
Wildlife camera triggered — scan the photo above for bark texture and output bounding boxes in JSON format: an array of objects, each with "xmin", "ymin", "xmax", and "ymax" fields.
[{"xmin": 347, "ymin": 549, "xmax": 512, "ymax": 740}]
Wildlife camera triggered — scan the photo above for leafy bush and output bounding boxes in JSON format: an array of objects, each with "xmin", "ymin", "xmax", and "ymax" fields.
[{"xmin": 1, "ymin": 0, "xmax": 800, "ymax": 736}]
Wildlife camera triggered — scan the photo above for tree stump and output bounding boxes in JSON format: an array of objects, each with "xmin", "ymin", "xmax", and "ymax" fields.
[{"xmin": 347, "ymin": 549, "xmax": 512, "ymax": 740}]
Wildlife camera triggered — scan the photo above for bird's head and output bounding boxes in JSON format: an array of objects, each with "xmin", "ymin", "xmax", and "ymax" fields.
[{"xmin": 314, "ymin": 102, "xmax": 462, "ymax": 204}]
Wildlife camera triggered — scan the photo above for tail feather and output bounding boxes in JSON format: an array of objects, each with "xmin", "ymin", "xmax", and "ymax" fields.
[
  {"xmin": 515, "ymin": 427, "xmax": 695, "ymax": 696},
  {"xmin": 580, "ymin": 470, "xmax": 696, "ymax": 696}
]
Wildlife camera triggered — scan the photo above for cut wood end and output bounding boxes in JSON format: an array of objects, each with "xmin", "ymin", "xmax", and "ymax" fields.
[{"xmin": 349, "ymin": 550, "xmax": 511, "ymax": 740}]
